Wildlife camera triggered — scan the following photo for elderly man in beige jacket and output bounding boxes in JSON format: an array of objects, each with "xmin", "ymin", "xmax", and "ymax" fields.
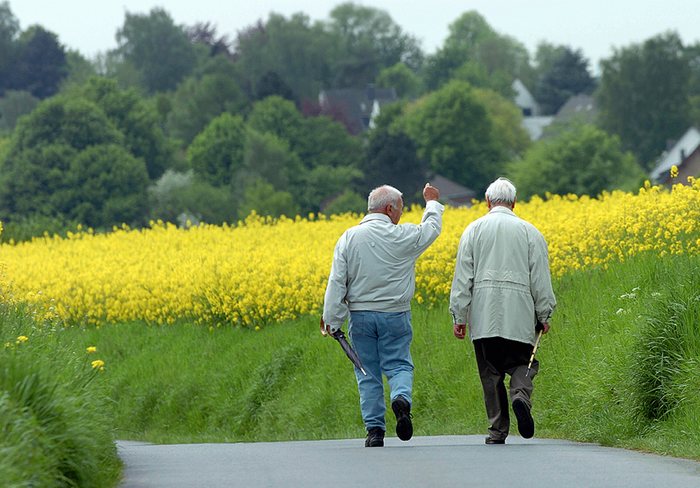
[{"xmin": 449, "ymin": 177, "xmax": 556, "ymax": 444}]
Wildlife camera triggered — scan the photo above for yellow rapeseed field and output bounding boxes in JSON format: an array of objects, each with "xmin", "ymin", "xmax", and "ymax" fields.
[{"xmin": 0, "ymin": 181, "xmax": 698, "ymax": 328}]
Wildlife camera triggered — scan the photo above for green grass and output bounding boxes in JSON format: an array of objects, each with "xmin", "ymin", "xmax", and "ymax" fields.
[{"xmin": 2, "ymin": 252, "xmax": 699, "ymax": 486}]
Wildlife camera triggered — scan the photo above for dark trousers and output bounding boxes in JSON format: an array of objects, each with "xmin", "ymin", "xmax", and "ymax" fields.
[{"xmin": 473, "ymin": 337, "xmax": 539, "ymax": 440}]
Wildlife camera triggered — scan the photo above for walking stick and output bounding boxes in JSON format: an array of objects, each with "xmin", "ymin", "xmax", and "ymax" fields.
[{"xmin": 525, "ymin": 322, "xmax": 545, "ymax": 377}]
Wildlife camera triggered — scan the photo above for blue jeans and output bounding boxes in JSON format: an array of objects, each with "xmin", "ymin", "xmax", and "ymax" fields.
[{"xmin": 348, "ymin": 310, "xmax": 414, "ymax": 431}]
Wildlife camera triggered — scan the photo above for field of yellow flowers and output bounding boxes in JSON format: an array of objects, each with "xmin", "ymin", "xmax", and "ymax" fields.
[{"xmin": 1, "ymin": 181, "xmax": 699, "ymax": 328}]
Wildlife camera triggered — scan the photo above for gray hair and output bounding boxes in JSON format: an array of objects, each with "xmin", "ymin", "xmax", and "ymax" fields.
[
  {"xmin": 367, "ymin": 185, "xmax": 402, "ymax": 212},
  {"xmin": 485, "ymin": 177, "xmax": 516, "ymax": 205}
]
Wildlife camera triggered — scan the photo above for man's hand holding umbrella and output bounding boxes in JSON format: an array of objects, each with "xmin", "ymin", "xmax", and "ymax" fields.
[{"xmin": 320, "ymin": 317, "xmax": 367, "ymax": 376}]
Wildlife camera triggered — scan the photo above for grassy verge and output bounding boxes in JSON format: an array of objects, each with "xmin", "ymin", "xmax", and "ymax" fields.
[
  {"xmin": 1, "ymin": 251, "xmax": 698, "ymax": 487},
  {"xmin": 0, "ymin": 306, "xmax": 121, "ymax": 487}
]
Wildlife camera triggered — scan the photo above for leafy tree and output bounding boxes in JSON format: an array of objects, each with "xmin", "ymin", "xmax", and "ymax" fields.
[
  {"xmin": 148, "ymin": 169, "xmax": 237, "ymax": 225},
  {"xmin": 327, "ymin": 2, "xmax": 423, "ymax": 87},
  {"xmin": 0, "ymin": 90, "xmax": 39, "ymax": 133},
  {"xmin": 401, "ymin": 80, "xmax": 502, "ymax": 192},
  {"xmin": 115, "ymin": 8, "xmax": 198, "ymax": 93},
  {"xmin": 240, "ymin": 129, "xmax": 304, "ymax": 192},
  {"xmin": 597, "ymin": 32, "xmax": 691, "ymax": 169},
  {"xmin": 187, "ymin": 112, "xmax": 246, "ymax": 186},
  {"xmin": 472, "ymin": 87, "xmax": 530, "ymax": 158},
  {"xmin": 323, "ymin": 190, "xmax": 366, "ymax": 215},
  {"xmin": 61, "ymin": 50, "xmax": 98, "ymax": 90},
  {"xmin": 534, "ymin": 46, "xmax": 595, "ymax": 115},
  {"xmin": 185, "ymin": 21, "xmax": 232, "ymax": 58},
  {"xmin": 11, "ymin": 25, "xmax": 67, "ymax": 98},
  {"xmin": 0, "ymin": 1, "xmax": 19, "ymax": 94},
  {"xmin": 0, "ymin": 97, "xmax": 150, "ymax": 227},
  {"xmin": 300, "ymin": 165, "xmax": 363, "ymax": 213},
  {"xmin": 451, "ymin": 60, "xmax": 514, "ymax": 98},
  {"xmin": 376, "ymin": 62, "xmax": 420, "ymax": 99},
  {"xmin": 246, "ymin": 96, "xmax": 304, "ymax": 149},
  {"xmin": 166, "ymin": 70, "xmax": 247, "ymax": 145},
  {"xmin": 80, "ymin": 77, "xmax": 173, "ymax": 179},
  {"xmin": 423, "ymin": 11, "xmax": 532, "ymax": 91},
  {"xmin": 233, "ymin": 14, "xmax": 335, "ymax": 103},
  {"xmin": 362, "ymin": 129, "xmax": 427, "ymax": 203},
  {"xmin": 507, "ymin": 124, "xmax": 645, "ymax": 200},
  {"xmin": 238, "ymin": 178, "xmax": 298, "ymax": 218}
]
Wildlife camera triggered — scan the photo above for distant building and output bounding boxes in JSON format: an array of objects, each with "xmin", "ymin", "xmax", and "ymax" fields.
[
  {"xmin": 650, "ymin": 126, "xmax": 700, "ymax": 185},
  {"xmin": 512, "ymin": 79, "xmax": 541, "ymax": 117},
  {"xmin": 554, "ymin": 93, "xmax": 598, "ymax": 125},
  {"xmin": 428, "ymin": 174, "xmax": 476, "ymax": 207},
  {"xmin": 521, "ymin": 116, "xmax": 554, "ymax": 141},
  {"xmin": 318, "ymin": 85, "xmax": 397, "ymax": 134}
]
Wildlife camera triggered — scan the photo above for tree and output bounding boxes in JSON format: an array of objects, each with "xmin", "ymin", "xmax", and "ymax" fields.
[
  {"xmin": 166, "ymin": 70, "xmax": 247, "ymax": 145},
  {"xmin": 506, "ymin": 124, "xmax": 645, "ymax": 200},
  {"xmin": 11, "ymin": 25, "xmax": 67, "ymax": 98},
  {"xmin": 0, "ymin": 97, "xmax": 149, "ymax": 227},
  {"xmin": 376, "ymin": 62, "xmax": 420, "ymax": 99},
  {"xmin": 240, "ymin": 129, "xmax": 304, "ymax": 193},
  {"xmin": 423, "ymin": 11, "xmax": 532, "ymax": 91},
  {"xmin": 80, "ymin": 77, "xmax": 173, "ymax": 179},
  {"xmin": 232, "ymin": 14, "xmax": 336, "ymax": 103},
  {"xmin": 186, "ymin": 21, "xmax": 232, "ymax": 58},
  {"xmin": 0, "ymin": 90, "xmax": 39, "ymax": 133},
  {"xmin": 116, "ymin": 8, "xmax": 198, "ymax": 93},
  {"xmin": 597, "ymin": 32, "xmax": 691, "ymax": 169},
  {"xmin": 401, "ymin": 80, "xmax": 502, "ymax": 193},
  {"xmin": 187, "ymin": 112, "xmax": 246, "ymax": 186},
  {"xmin": 238, "ymin": 178, "xmax": 298, "ymax": 218},
  {"xmin": 326, "ymin": 2, "xmax": 423, "ymax": 87},
  {"xmin": 534, "ymin": 46, "xmax": 595, "ymax": 115},
  {"xmin": 362, "ymin": 129, "xmax": 427, "ymax": 203},
  {"xmin": 0, "ymin": 1, "xmax": 19, "ymax": 94},
  {"xmin": 472, "ymin": 87, "xmax": 530, "ymax": 158}
]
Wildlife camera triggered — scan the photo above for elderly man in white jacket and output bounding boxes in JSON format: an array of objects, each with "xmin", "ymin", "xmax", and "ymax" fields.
[
  {"xmin": 322, "ymin": 183, "xmax": 443, "ymax": 448},
  {"xmin": 450, "ymin": 177, "xmax": 556, "ymax": 445}
]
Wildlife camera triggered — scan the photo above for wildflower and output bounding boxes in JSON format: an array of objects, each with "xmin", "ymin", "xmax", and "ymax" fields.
[
  {"xmin": 16, "ymin": 335, "xmax": 28, "ymax": 344},
  {"xmin": 670, "ymin": 165, "xmax": 679, "ymax": 178},
  {"xmin": 86, "ymin": 346, "xmax": 97, "ymax": 354},
  {"xmin": 91, "ymin": 359, "xmax": 105, "ymax": 371}
]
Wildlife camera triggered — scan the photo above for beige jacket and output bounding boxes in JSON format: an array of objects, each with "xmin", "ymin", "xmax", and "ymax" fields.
[
  {"xmin": 323, "ymin": 200, "xmax": 444, "ymax": 330},
  {"xmin": 449, "ymin": 206, "xmax": 556, "ymax": 346}
]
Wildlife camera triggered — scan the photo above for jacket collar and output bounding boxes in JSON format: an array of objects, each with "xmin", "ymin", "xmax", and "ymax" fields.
[
  {"xmin": 360, "ymin": 212, "xmax": 392, "ymax": 224},
  {"xmin": 489, "ymin": 205, "xmax": 516, "ymax": 216}
]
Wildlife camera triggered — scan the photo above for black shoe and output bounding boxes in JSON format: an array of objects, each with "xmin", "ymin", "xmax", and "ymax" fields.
[
  {"xmin": 512, "ymin": 398, "xmax": 535, "ymax": 439},
  {"xmin": 391, "ymin": 396, "xmax": 413, "ymax": 441},
  {"xmin": 485, "ymin": 437, "xmax": 506, "ymax": 445},
  {"xmin": 365, "ymin": 427, "xmax": 385, "ymax": 447}
]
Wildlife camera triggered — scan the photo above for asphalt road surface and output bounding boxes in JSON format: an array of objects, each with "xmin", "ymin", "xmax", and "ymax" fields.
[{"xmin": 118, "ymin": 435, "xmax": 700, "ymax": 488}]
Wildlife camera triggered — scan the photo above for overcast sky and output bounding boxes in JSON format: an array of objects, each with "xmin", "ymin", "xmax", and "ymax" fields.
[{"xmin": 11, "ymin": 1, "xmax": 700, "ymax": 72}]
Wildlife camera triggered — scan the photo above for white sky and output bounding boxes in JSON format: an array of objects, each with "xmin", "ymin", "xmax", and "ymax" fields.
[{"xmin": 11, "ymin": 1, "xmax": 700, "ymax": 72}]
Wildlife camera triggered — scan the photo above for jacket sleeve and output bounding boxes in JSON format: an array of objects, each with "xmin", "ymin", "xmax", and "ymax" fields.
[
  {"xmin": 322, "ymin": 233, "xmax": 349, "ymax": 331},
  {"xmin": 529, "ymin": 230, "xmax": 556, "ymax": 323},
  {"xmin": 409, "ymin": 200, "xmax": 444, "ymax": 257},
  {"xmin": 449, "ymin": 227, "xmax": 474, "ymax": 325}
]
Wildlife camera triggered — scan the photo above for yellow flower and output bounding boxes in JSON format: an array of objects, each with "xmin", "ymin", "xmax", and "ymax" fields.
[
  {"xmin": 86, "ymin": 346, "xmax": 97, "ymax": 354},
  {"xmin": 16, "ymin": 335, "xmax": 28, "ymax": 344},
  {"xmin": 91, "ymin": 359, "xmax": 105, "ymax": 370},
  {"xmin": 670, "ymin": 165, "xmax": 679, "ymax": 178}
]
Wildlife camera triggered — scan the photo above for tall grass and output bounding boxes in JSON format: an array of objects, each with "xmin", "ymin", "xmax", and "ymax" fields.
[{"xmin": 0, "ymin": 305, "xmax": 121, "ymax": 487}]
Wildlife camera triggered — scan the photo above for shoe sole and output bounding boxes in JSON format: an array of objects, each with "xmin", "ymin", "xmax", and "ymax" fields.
[
  {"xmin": 512, "ymin": 399, "xmax": 534, "ymax": 439},
  {"xmin": 392, "ymin": 399, "xmax": 413, "ymax": 441}
]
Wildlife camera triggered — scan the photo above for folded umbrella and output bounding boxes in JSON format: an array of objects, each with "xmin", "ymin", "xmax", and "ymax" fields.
[{"xmin": 320, "ymin": 317, "xmax": 367, "ymax": 375}]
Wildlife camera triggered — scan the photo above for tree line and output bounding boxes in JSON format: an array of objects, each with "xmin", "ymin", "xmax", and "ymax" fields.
[{"xmin": 0, "ymin": 1, "xmax": 698, "ymax": 241}]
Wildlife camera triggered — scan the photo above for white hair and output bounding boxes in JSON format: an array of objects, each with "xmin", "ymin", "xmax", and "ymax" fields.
[
  {"xmin": 485, "ymin": 177, "xmax": 516, "ymax": 205},
  {"xmin": 367, "ymin": 185, "xmax": 402, "ymax": 212}
]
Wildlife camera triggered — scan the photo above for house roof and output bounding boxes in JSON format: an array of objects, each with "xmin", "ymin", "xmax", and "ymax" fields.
[
  {"xmin": 650, "ymin": 126, "xmax": 700, "ymax": 182},
  {"xmin": 555, "ymin": 94, "xmax": 598, "ymax": 123},
  {"xmin": 429, "ymin": 174, "xmax": 476, "ymax": 206},
  {"xmin": 319, "ymin": 86, "xmax": 397, "ymax": 134},
  {"xmin": 512, "ymin": 79, "xmax": 540, "ymax": 116}
]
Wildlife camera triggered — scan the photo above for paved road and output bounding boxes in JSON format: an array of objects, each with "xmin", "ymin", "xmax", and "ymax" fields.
[{"xmin": 118, "ymin": 435, "xmax": 700, "ymax": 488}]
